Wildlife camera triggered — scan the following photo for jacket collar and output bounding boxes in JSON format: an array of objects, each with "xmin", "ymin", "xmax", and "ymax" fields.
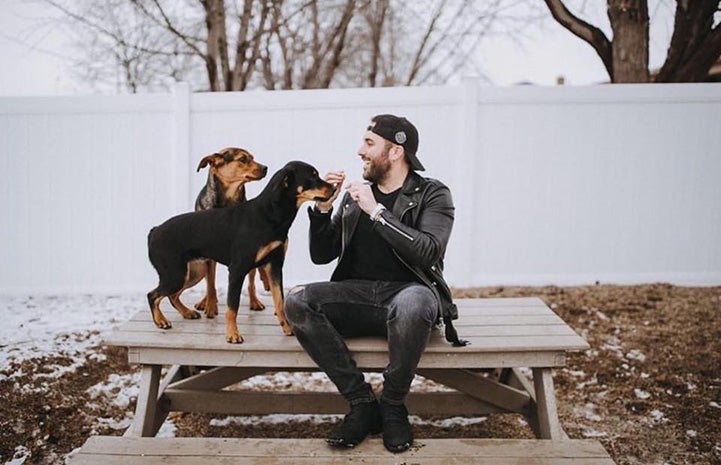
[{"xmin": 392, "ymin": 171, "xmax": 426, "ymax": 218}]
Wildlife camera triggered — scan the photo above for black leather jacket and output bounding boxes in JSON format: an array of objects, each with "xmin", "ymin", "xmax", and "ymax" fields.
[{"xmin": 307, "ymin": 171, "xmax": 467, "ymax": 346}]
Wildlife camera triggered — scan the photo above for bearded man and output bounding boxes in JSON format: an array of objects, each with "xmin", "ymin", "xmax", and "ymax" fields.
[{"xmin": 284, "ymin": 114, "xmax": 464, "ymax": 453}]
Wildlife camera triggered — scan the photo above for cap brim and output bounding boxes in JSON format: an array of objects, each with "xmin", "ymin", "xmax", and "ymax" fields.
[{"xmin": 407, "ymin": 152, "xmax": 425, "ymax": 171}]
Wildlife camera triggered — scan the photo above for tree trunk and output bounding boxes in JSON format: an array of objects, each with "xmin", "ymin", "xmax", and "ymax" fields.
[
  {"xmin": 607, "ymin": 0, "xmax": 649, "ymax": 83},
  {"xmin": 365, "ymin": 0, "xmax": 388, "ymax": 87},
  {"xmin": 202, "ymin": 0, "xmax": 222, "ymax": 91},
  {"xmin": 656, "ymin": 1, "xmax": 721, "ymax": 83}
]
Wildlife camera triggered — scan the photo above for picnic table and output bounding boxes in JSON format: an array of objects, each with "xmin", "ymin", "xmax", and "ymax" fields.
[{"xmin": 69, "ymin": 297, "xmax": 615, "ymax": 464}]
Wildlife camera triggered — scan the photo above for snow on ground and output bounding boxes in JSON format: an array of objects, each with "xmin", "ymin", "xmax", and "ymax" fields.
[
  {"xmin": 0, "ymin": 293, "xmax": 143, "ymax": 369},
  {"xmin": 0, "ymin": 289, "xmax": 488, "ymax": 460},
  {"xmin": 210, "ymin": 414, "xmax": 487, "ymax": 428}
]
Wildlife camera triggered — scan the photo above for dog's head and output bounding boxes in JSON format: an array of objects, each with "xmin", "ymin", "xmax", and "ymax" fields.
[
  {"xmin": 273, "ymin": 161, "xmax": 336, "ymax": 208},
  {"xmin": 197, "ymin": 148, "xmax": 268, "ymax": 183}
]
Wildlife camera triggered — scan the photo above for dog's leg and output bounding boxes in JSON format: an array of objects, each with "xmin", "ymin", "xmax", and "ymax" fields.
[
  {"xmin": 147, "ymin": 287, "xmax": 172, "ymax": 329},
  {"xmin": 258, "ymin": 267, "xmax": 271, "ymax": 292},
  {"xmin": 202, "ymin": 260, "xmax": 219, "ymax": 318},
  {"xmin": 225, "ymin": 266, "xmax": 245, "ymax": 343},
  {"xmin": 247, "ymin": 268, "xmax": 266, "ymax": 311},
  {"xmin": 263, "ymin": 246, "xmax": 293, "ymax": 336},
  {"xmin": 169, "ymin": 290, "xmax": 201, "ymax": 320}
]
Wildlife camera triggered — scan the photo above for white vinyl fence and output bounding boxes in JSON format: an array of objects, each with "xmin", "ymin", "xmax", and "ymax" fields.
[{"xmin": 1, "ymin": 80, "xmax": 720, "ymax": 294}]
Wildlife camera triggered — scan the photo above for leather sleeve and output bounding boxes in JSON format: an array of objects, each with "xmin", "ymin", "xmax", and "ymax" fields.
[
  {"xmin": 373, "ymin": 184, "xmax": 454, "ymax": 268},
  {"xmin": 307, "ymin": 193, "xmax": 347, "ymax": 264}
]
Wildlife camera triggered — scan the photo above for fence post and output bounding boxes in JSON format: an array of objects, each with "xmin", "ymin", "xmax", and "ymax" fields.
[
  {"xmin": 172, "ymin": 82, "xmax": 191, "ymax": 213},
  {"xmin": 455, "ymin": 76, "xmax": 480, "ymax": 287}
]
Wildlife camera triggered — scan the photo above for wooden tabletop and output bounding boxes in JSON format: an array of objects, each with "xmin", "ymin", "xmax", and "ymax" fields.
[{"xmin": 106, "ymin": 297, "xmax": 589, "ymax": 369}]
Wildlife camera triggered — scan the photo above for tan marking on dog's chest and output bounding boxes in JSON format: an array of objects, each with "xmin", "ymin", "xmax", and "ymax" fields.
[{"xmin": 255, "ymin": 240, "xmax": 284, "ymax": 263}]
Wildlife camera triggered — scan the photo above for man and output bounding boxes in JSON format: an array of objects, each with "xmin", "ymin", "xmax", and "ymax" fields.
[{"xmin": 284, "ymin": 114, "xmax": 466, "ymax": 454}]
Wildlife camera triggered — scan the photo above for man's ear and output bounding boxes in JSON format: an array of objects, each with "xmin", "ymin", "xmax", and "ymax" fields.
[{"xmin": 389, "ymin": 145, "xmax": 405, "ymax": 163}]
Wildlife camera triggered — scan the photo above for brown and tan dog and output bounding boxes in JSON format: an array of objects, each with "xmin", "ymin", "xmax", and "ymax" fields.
[
  {"xmin": 178, "ymin": 147, "xmax": 268, "ymax": 320},
  {"xmin": 147, "ymin": 161, "xmax": 335, "ymax": 342}
]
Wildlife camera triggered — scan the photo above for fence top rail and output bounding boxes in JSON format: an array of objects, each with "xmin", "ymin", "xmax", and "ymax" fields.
[{"xmin": 2, "ymin": 82, "xmax": 719, "ymax": 115}]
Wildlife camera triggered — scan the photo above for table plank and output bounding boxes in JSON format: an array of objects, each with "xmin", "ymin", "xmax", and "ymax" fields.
[
  {"xmin": 107, "ymin": 330, "xmax": 588, "ymax": 352},
  {"xmin": 70, "ymin": 437, "xmax": 614, "ymax": 464}
]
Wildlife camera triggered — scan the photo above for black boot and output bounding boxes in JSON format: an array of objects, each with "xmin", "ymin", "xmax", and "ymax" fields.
[
  {"xmin": 380, "ymin": 401, "xmax": 413, "ymax": 453},
  {"xmin": 326, "ymin": 400, "xmax": 382, "ymax": 448}
]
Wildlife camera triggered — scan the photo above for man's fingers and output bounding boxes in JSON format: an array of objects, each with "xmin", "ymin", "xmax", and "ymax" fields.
[{"xmin": 324, "ymin": 171, "xmax": 346, "ymax": 184}]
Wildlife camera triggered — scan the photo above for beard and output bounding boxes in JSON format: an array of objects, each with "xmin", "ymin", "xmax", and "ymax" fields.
[{"xmin": 362, "ymin": 147, "xmax": 392, "ymax": 183}]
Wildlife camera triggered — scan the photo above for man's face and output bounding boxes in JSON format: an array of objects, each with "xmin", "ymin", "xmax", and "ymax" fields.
[{"xmin": 358, "ymin": 130, "xmax": 392, "ymax": 183}]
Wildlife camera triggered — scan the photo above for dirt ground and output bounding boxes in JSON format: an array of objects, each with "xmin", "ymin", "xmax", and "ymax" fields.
[{"xmin": 1, "ymin": 284, "xmax": 720, "ymax": 464}]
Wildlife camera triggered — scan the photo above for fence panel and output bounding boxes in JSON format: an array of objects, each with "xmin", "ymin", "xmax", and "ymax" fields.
[{"xmin": 1, "ymin": 83, "xmax": 719, "ymax": 294}]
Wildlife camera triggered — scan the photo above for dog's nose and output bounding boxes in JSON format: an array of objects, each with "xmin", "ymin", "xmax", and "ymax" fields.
[{"xmin": 261, "ymin": 165, "xmax": 268, "ymax": 175}]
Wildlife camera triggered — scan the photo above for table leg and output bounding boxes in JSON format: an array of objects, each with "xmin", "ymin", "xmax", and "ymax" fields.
[
  {"xmin": 125, "ymin": 364, "xmax": 162, "ymax": 437},
  {"xmin": 532, "ymin": 367, "xmax": 566, "ymax": 439}
]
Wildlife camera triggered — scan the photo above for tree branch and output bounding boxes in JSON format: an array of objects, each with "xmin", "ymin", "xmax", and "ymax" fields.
[{"xmin": 543, "ymin": 0, "xmax": 613, "ymax": 78}]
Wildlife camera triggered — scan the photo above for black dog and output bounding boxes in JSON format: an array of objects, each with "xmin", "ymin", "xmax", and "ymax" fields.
[{"xmin": 147, "ymin": 161, "xmax": 335, "ymax": 343}]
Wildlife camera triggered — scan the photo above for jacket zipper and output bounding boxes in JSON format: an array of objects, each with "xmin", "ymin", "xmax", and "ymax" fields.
[{"xmin": 377, "ymin": 215, "xmax": 414, "ymax": 241}]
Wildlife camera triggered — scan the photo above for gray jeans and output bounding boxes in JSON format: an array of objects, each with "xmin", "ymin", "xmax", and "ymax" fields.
[{"xmin": 284, "ymin": 279, "xmax": 439, "ymax": 406}]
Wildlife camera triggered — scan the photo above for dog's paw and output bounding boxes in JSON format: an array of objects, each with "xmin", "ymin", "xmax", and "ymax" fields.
[
  {"xmin": 204, "ymin": 308, "xmax": 218, "ymax": 319},
  {"xmin": 152, "ymin": 310, "xmax": 172, "ymax": 329},
  {"xmin": 226, "ymin": 332, "xmax": 244, "ymax": 344},
  {"xmin": 280, "ymin": 321, "xmax": 294, "ymax": 336},
  {"xmin": 194, "ymin": 298, "xmax": 207, "ymax": 311},
  {"xmin": 249, "ymin": 299, "xmax": 266, "ymax": 311},
  {"xmin": 154, "ymin": 319, "xmax": 172, "ymax": 330},
  {"xmin": 184, "ymin": 310, "xmax": 202, "ymax": 320}
]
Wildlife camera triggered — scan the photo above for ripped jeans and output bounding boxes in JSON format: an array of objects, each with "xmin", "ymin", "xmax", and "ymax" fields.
[{"xmin": 284, "ymin": 279, "xmax": 439, "ymax": 406}]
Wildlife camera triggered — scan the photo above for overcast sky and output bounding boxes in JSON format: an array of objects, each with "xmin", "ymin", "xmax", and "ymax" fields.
[{"xmin": 0, "ymin": 1, "xmax": 677, "ymax": 96}]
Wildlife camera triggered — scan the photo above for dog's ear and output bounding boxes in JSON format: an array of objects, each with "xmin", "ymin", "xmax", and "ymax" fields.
[
  {"xmin": 197, "ymin": 153, "xmax": 221, "ymax": 172},
  {"xmin": 282, "ymin": 169, "xmax": 295, "ymax": 188}
]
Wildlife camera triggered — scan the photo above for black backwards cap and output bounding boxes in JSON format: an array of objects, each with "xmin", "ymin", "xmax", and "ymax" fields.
[{"xmin": 368, "ymin": 114, "xmax": 425, "ymax": 171}]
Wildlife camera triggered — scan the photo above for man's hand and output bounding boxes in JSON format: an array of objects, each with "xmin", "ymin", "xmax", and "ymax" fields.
[
  {"xmin": 316, "ymin": 171, "xmax": 346, "ymax": 212},
  {"xmin": 346, "ymin": 181, "xmax": 378, "ymax": 215}
]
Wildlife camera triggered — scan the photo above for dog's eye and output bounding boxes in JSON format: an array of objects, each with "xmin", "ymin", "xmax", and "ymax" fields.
[{"xmin": 239, "ymin": 156, "xmax": 248, "ymax": 163}]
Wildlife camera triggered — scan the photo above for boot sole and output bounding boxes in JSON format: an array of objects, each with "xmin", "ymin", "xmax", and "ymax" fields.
[
  {"xmin": 383, "ymin": 439, "xmax": 413, "ymax": 453},
  {"xmin": 326, "ymin": 424, "xmax": 382, "ymax": 449}
]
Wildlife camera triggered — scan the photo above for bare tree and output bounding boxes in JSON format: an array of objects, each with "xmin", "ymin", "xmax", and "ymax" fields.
[
  {"xmin": 258, "ymin": 0, "xmax": 360, "ymax": 90},
  {"xmin": 42, "ymin": 0, "xmax": 540, "ymax": 92},
  {"xmin": 543, "ymin": 0, "xmax": 721, "ymax": 83},
  {"xmin": 364, "ymin": 0, "xmax": 546, "ymax": 87}
]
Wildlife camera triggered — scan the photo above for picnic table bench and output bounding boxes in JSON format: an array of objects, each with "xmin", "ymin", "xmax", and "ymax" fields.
[{"xmin": 69, "ymin": 297, "xmax": 614, "ymax": 464}]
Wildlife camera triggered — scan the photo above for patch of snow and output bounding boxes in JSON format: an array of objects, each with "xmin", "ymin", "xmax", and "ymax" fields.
[
  {"xmin": 5, "ymin": 445, "xmax": 31, "ymax": 465},
  {"xmin": 582, "ymin": 429, "xmax": 607, "ymax": 438},
  {"xmin": 210, "ymin": 414, "xmax": 343, "ymax": 427},
  {"xmin": 235, "ymin": 371, "xmax": 450, "ymax": 393},
  {"xmin": 709, "ymin": 401, "xmax": 721, "ymax": 409},
  {"xmin": 591, "ymin": 308, "xmax": 609, "ymax": 321},
  {"xmin": 0, "ymin": 293, "xmax": 144, "ymax": 368},
  {"xmin": 634, "ymin": 388, "xmax": 651, "ymax": 400},
  {"xmin": 95, "ymin": 416, "xmax": 133, "ymax": 431},
  {"xmin": 411, "ymin": 416, "xmax": 487, "ymax": 427},
  {"xmin": 87, "ymin": 371, "xmax": 141, "ymax": 409},
  {"xmin": 574, "ymin": 403, "xmax": 602, "ymax": 422},
  {"xmin": 686, "ymin": 430, "xmax": 697, "ymax": 438},
  {"xmin": 157, "ymin": 419, "xmax": 177, "ymax": 438},
  {"xmin": 649, "ymin": 409, "xmax": 668, "ymax": 423},
  {"xmin": 564, "ymin": 369, "xmax": 586, "ymax": 378},
  {"xmin": 209, "ymin": 414, "xmax": 487, "ymax": 428},
  {"xmin": 601, "ymin": 343, "xmax": 624, "ymax": 358},
  {"xmin": 625, "ymin": 350, "xmax": 646, "ymax": 363},
  {"xmin": 64, "ymin": 447, "xmax": 82, "ymax": 464}
]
